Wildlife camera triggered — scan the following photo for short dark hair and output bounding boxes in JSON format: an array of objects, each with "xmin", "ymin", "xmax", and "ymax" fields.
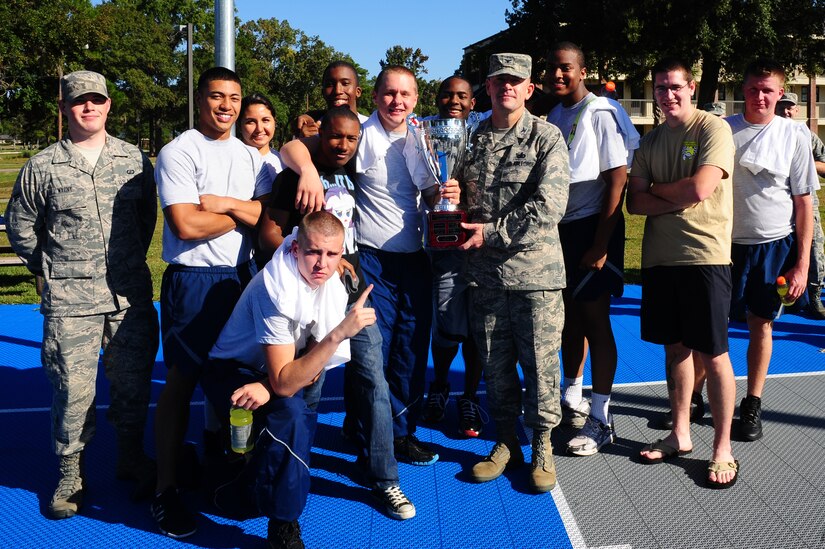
[
  {"xmin": 375, "ymin": 65, "xmax": 417, "ymax": 93},
  {"xmin": 437, "ymin": 75, "xmax": 472, "ymax": 95},
  {"xmin": 651, "ymin": 57, "xmax": 694, "ymax": 83},
  {"xmin": 321, "ymin": 105, "xmax": 361, "ymax": 130},
  {"xmin": 197, "ymin": 66, "xmax": 241, "ymax": 93},
  {"xmin": 743, "ymin": 58, "xmax": 786, "ymax": 84},
  {"xmin": 241, "ymin": 92, "xmax": 276, "ymax": 120},
  {"xmin": 323, "ymin": 61, "xmax": 360, "ymax": 86},
  {"xmin": 549, "ymin": 41, "xmax": 585, "ymax": 68}
]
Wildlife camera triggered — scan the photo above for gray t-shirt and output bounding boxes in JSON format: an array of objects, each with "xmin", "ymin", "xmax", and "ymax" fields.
[
  {"xmin": 156, "ymin": 129, "xmax": 270, "ymax": 266},
  {"xmin": 727, "ymin": 114, "xmax": 819, "ymax": 244}
]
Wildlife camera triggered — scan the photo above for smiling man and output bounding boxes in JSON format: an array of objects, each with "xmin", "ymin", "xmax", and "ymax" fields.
[
  {"xmin": 545, "ymin": 42, "xmax": 638, "ymax": 456},
  {"xmin": 726, "ymin": 59, "xmax": 818, "ymax": 442},
  {"xmin": 459, "ymin": 53, "xmax": 569, "ymax": 493},
  {"xmin": 151, "ymin": 66, "xmax": 272, "ymax": 538},
  {"xmin": 281, "ymin": 66, "xmax": 460, "ymax": 474},
  {"xmin": 5, "ymin": 70, "xmax": 159, "ymax": 519},
  {"xmin": 627, "ymin": 57, "xmax": 739, "ymax": 489}
]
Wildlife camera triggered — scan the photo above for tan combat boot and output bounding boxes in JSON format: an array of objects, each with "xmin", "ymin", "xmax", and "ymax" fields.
[
  {"xmin": 50, "ymin": 453, "xmax": 84, "ymax": 519},
  {"xmin": 530, "ymin": 430, "xmax": 556, "ymax": 492},
  {"xmin": 471, "ymin": 434, "xmax": 524, "ymax": 483}
]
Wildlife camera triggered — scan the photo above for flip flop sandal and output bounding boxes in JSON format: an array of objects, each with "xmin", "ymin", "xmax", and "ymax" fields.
[
  {"xmin": 639, "ymin": 438, "xmax": 693, "ymax": 464},
  {"xmin": 706, "ymin": 459, "xmax": 739, "ymax": 489}
]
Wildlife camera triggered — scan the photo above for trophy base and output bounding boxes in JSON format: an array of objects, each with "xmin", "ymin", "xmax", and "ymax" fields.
[{"xmin": 428, "ymin": 210, "xmax": 467, "ymax": 249}]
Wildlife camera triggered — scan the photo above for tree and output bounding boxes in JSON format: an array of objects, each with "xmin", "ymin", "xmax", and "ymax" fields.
[
  {"xmin": 503, "ymin": 0, "xmax": 825, "ymax": 108},
  {"xmin": 0, "ymin": 0, "xmax": 96, "ymax": 145},
  {"xmin": 380, "ymin": 45, "xmax": 430, "ymax": 77},
  {"xmin": 236, "ymin": 18, "xmax": 361, "ymax": 145}
]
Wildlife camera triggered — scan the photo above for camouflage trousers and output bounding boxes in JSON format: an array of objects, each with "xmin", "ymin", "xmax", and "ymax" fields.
[
  {"xmin": 810, "ymin": 192, "xmax": 824, "ymax": 287},
  {"xmin": 41, "ymin": 301, "xmax": 159, "ymax": 455},
  {"xmin": 470, "ymin": 287, "xmax": 563, "ymax": 433}
]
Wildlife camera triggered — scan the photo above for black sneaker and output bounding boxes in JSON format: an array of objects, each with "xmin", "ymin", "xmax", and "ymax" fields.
[
  {"xmin": 267, "ymin": 519, "xmax": 305, "ymax": 549},
  {"xmin": 151, "ymin": 487, "xmax": 197, "ymax": 539},
  {"xmin": 371, "ymin": 485, "xmax": 416, "ymax": 520},
  {"xmin": 457, "ymin": 395, "xmax": 485, "ymax": 437},
  {"xmin": 393, "ymin": 434, "xmax": 439, "ymax": 466},
  {"xmin": 654, "ymin": 391, "xmax": 705, "ymax": 430},
  {"xmin": 739, "ymin": 395, "xmax": 763, "ymax": 441},
  {"xmin": 421, "ymin": 383, "xmax": 450, "ymax": 423}
]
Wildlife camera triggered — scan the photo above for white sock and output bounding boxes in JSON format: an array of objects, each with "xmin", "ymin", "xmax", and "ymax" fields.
[
  {"xmin": 591, "ymin": 392, "xmax": 611, "ymax": 425},
  {"xmin": 562, "ymin": 376, "xmax": 584, "ymax": 407}
]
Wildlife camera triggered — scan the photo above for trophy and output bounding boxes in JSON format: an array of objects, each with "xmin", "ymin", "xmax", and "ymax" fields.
[{"xmin": 414, "ymin": 117, "xmax": 468, "ymax": 248}]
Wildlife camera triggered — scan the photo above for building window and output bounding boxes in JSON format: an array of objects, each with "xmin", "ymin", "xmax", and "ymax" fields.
[
  {"xmin": 801, "ymin": 88, "xmax": 808, "ymax": 102},
  {"xmin": 717, "ymin": 87, "xmax": 726, "ymax": 101}
]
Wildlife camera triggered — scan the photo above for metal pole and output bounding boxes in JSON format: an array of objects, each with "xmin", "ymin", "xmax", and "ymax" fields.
[
  {"xmin": 187, "ymin": 23, "xmax": 194, "ymax": 129},
  {"xmin": 214, "ymin": 0, "xmax": 235, "ymax": 70},
  {"xmin": 57, "ymin": 64, "xmax": 63, "ymax": 141}
]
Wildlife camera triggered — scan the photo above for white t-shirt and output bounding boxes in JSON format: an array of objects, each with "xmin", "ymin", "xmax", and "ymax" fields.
[
  {"xmin": 208, "ymin": 272, "xmax": 310, "ymax": 372},
  {"xmin": 156, "ymin": 129, "xmax": 271, "ymax": 266},
  {"xmin": 727, "ymin": 114, "xmax": 820, "ymax": 244},
  {"xmin": 356, "ymin": 130, "xmax": 429, "ymax": 252},
  {"xmin": 547, "ymin": 94, "xmax": 629, "ymax": 222}
]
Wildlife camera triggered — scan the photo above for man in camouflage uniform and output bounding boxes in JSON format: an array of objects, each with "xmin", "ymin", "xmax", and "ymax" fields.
[
  {"xmin": 459, "ymin": 53, "xmax": 569, "ymax": 493},
  {"xmin": 5, "ymin": 71, "xmax": 159, "ymax": 518},
  {"xmin": 775, "ymin": 92, "xmax": 825, "ymax": 319}
]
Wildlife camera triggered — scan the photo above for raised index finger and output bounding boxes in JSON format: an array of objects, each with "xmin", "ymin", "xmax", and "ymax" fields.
[{"xmin": 353, "ymin": 284, "xmax": 373, "ymax": 309}]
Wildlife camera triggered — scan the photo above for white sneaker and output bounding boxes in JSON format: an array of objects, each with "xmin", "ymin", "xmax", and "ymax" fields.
[{"xmin": 567, "ymin": 415, "xmax": 615, "ymax": 456}]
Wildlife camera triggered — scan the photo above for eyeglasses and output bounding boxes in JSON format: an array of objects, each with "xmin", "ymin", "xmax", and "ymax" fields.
[{"xmin": 654, "ymin": 83, "xmax": 690, "ymax": 95}]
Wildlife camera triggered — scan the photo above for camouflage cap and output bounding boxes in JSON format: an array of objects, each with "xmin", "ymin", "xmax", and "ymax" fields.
[
  {"xmin": 778, "ymin": 92, "xmax": 798, "ymax": 105},
  {"xmin": 62, "ymin": 70, "xmax": 109, "ymax": 103},
  {"xmin": 702, "ymin": 102, "xmax": 726, "ymax": 117},
  {"xmin": 488, "ymin": 53, "xmax": 532, "ymax": 80}
]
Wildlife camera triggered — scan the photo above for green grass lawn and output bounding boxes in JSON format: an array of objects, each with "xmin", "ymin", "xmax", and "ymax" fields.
[{"xmin": 1, "ymin": 152, "xmax": 824, "ymax": 305}]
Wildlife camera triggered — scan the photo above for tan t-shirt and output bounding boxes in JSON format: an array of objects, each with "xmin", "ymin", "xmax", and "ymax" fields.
[{"xmin": 631, "ymin": 109, "xmax": 734, "ymax": 267}]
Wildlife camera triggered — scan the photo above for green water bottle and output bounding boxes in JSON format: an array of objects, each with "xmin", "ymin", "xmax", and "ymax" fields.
[
  {"xmin": 229, "ymin": 407, "xmax": 254, "ymax": 454},
  {"xmin": 776, "ymin": 276, "xmax": 796, "ymax": 307}
]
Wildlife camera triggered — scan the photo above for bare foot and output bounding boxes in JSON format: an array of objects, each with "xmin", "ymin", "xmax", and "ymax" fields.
[{"xmin": 639, "ymin": 432, "xmax": 693, "ymax": 462}]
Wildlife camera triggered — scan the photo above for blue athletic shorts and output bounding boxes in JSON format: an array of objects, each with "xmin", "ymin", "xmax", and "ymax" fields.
[
  {"xmin": 559, "ymin": 213, "xmax": 624, "ymax": 301},
  {"xmin": 160, "ymin": 261, "xmax": 255, "ymax": 377},
  {"xmin": 731, "ymin": 234, "xmax": 796, "ymax": 321}
]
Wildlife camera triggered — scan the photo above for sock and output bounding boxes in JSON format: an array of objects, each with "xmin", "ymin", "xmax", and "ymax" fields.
[
  {"xmin": 591, "ymin": 392, "xmax": 611, "ymax": 425},
  {"xmin": 562, "ymin": 376, "xmax": 584, "ymax": 407}
]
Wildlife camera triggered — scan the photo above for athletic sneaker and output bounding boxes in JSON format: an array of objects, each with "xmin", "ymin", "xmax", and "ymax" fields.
[
  {"xmin": 739, "ymin": 395, "xmax": 763, "ymax": 441},
  {"xmin": 151, "ymin": 487, "xmax": 197, "ymax": 539},
  {"xmin": 422, "ymin": 383, "xmax": 450, "ymax": 423},
  {"xmin": 561, "ymin": 399, "xmax": 591, "ymax": 429},
  {"xmin": 567, "ymin": 415, "xmax": 616, "ymax": 456},
  {"xmin": 371, "ymin": 485, "xmax": 416, "ymax": 520},
  {"xmin": 457, "ymin": 395, "xmax": 485, "ymax": 437},
  {"xmin": 393, "ymin": 434, "xmax": 439, "ymax": 466}
]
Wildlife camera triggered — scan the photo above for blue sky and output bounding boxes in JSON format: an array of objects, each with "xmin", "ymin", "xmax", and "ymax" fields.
[{"xmin": 234, "ymin": 1, "xmax": 513, "ymax": 79}]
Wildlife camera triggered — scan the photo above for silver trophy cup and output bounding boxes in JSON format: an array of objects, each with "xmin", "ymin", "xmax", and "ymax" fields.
[{"xmin": 417, "ymin": 118, "xmax": 468, "ymax": 247}]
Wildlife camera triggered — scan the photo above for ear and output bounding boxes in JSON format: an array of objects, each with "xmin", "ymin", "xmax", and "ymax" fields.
[
  {"xmin": 355, "ymin": 86, "xmax": 362, "ymax": 99},
  {"xmin": 290, "ymin": 240, "xmax": 299, "ymax": 257}
]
